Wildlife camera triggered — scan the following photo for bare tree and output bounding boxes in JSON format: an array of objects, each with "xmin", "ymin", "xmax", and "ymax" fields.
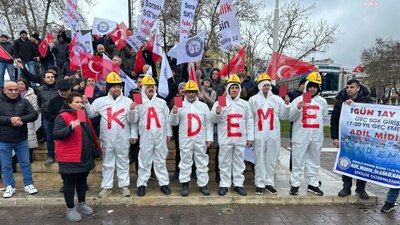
[
  {"xmin": 362, "ymin": 38, "xmax": 400, "ymax": 102},
  {"xmin": 0, "ymin": 0, "xmax": 97, "ymax": 40}
]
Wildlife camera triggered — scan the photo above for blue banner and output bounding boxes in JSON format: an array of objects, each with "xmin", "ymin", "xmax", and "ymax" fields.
[{"xmin": 334, "ymin": 103, "xmax": 400, "ymax": 188}]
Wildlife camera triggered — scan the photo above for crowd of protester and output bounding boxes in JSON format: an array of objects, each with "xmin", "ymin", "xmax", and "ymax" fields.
[{"xmin": 0, "ymin": 28, "xmax": 398, "ymax": 222}]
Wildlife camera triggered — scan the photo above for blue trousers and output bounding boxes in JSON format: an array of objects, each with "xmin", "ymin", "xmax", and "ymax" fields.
[{"xmin": 0, "ymin": 140, "xmax": 33, "ymax": 187}]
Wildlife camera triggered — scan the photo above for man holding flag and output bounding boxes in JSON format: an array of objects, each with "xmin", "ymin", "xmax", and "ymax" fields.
[{"xmin": 0, "ymin": 34, "xmax": 14, "ymax": 89}]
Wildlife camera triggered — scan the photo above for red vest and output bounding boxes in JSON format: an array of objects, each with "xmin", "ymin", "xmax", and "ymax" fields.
[{"xmin": 55, "ymin": 111, "xmax": 100, "ymax": 163}]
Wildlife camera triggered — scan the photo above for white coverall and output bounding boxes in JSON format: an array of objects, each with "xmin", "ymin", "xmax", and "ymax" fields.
[
  {"xmin": 210, "ymin": 83, "xmax": 254, "ymax": 188},
  {"xmin": 131, "ymin": 86, "xmax": 172, "ymax": 187},
  {"xmin": 85, "ymin": 92, "xmax": 135, "ymax": 189},
  {"xmin": 289, "ymin": 92, "xmax": 328, "ymax": 187},
  {"xmin": 169, "ymin": 97, "xmax": 213, "ymax": 187},
  {"xmin": 248, "ymin": 82, "xmax": 290, "ymax": 188}
]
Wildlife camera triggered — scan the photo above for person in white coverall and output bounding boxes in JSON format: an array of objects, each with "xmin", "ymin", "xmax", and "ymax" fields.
[
  {"xmin": 169, "ymin": 80, "xmax": 213, "ymax": 197},
  {"xmin": 289, "ymin": 72, "xmax": 328, "ymax": 196},
  {"xmin": 210, "ymin": 74, "xmax": 254, "ymax": 196},
  {"xmin": 248, "ymin": 73, "xmax": 290, "ymax": 195},
  {"xmin": 130, "ymin": 75, "xmax": 172, "ymax": 197},
  {"xmin": 83, "ymin": 72, "xmax": 135, "ymax": 198}
]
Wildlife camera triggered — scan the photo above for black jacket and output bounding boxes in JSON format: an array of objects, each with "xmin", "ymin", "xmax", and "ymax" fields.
[
  {"xmin": 53, "ymin": 105, "xmax": 95, "ymax": 174},
  {"xmin": 21, "ymin": 67, "xmax": 45, "ymax": 85},
  {"xmin": 47, "ymin": 95, "xmax": 65, "ymax": 122},
  {"xmin": 0, "ymin": 41, "xmax": 13, "ymax": 63},
  {"xmin": 0, "ymin": 92, "xmax": 38, "ymax": 143},
  {"xmin": 36, "ymin": 83, "xmax": 59, "ymax": 116},
  {"xmin": 13, "ymin": 38, "xmax": 37, "ymax": 61},
  {"xmin": 51, "ymin": 32, "xmax": 70, "ymax": 66},
  {"xmin": 330, "ymin": 84, "xmax": 373, "ymax": 139}
]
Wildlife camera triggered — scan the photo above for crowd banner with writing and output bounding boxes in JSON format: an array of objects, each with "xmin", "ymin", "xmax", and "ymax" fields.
[
  {"xmin": 334, "ymin": 103, "xmax": 400, "ymax": 188},
  {"xmin": 218, "ymin": 0, "xmax": 241, "ymax": 53},
  {"xmin": 179, "ymin": 0, "xmax": 198, "ymax": 42},
  {"xmin": 64, "ymin": 0, "xmax": 80, "ymax": 34},
  {"xmin": 138, "ymin": 0, "xmax": 165, "ymax": 38}
]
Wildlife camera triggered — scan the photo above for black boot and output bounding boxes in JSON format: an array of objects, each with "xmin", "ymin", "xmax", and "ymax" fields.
[{"xmin": 181, "ymin": 182, "xmax": 189, "ymax": 196}]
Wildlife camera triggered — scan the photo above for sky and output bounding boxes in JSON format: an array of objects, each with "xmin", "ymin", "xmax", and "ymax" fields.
[{"xmin": 84, "ymin": 0, "xmax": 400, "ymax": 69}]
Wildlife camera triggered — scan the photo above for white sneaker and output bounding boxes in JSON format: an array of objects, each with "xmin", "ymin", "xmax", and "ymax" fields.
[
  {"xmin": 24, "ymin": 184, "xmax": 38, "ymax": 195},
  {"xmin": 3, "ymin": 185, "xmax": 16, "ymax": 198}
]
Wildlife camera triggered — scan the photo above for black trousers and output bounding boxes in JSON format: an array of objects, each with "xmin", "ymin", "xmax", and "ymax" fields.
[
  {"xmin": 342, "ymin": 175, "xmax": 366, "ymax": 190},
  {"xmin": 61, "ymin": 172, "xmax": 89, "ymax": 208}
]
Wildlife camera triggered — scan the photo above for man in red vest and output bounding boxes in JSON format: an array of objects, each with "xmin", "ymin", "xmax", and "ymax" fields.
[{"xmin": 170, "ymin": 80, "xmax": 213, "ymax": 196}]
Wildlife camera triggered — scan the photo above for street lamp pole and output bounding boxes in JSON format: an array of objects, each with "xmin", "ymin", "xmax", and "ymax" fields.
[
  {"xmin": 128, "ymin": 0, "xmax": 132, "ymax": 29},
  {"xmin": 271, "ymin": 0, "xmax": 279, "ymax": 85}
]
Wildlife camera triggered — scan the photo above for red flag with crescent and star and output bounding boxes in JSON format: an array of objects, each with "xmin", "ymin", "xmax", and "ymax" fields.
[
  {"xmin": 218, "ymin": 45, "xmax": 246, "ymax": 77},
  {"xmin": 80, "ymin": 52, "xmax": 120, "ymax": 80},
  {"xmin": 266, "ymin": 52, "xmax": 315, "ymax": 80},
  {"xmin": 352, "ymin": 65, "xmax": 364, "ymax": 72},
  {"xmin": 38, "ymin": 33, "xmax": 54, "ymax": 58},
  {"xmin": 109, "ymin": 22, "xmax": 130, "ymax": 50}
]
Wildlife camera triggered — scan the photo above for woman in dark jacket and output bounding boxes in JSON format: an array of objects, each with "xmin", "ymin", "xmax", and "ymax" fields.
[{"xmin": 53, "ymin": 92, "xmax": 101, "ymax": 222}]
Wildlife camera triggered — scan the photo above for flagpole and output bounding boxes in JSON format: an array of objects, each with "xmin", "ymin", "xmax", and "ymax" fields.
[
  {"xmin": 227, "ymin": 52, "xmax": 230, "ymax": 78},
  {"xmin": 271, "ymin": 0, "xmax": 279, "ymax": 85}
]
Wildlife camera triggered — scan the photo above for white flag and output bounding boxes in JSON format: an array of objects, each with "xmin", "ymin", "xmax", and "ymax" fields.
[
  {"xmin": 120, "ymin": 70, "xmax": 137, "ymax": 96},
  {"xmin": 102, "ymin": 54, "xmax": 137, "ymax": 96},
  {"xmin": 126, "ymin": 32, "xmax": 146, "ymax": 52},
  {"xmin": 75, "ymin": 32, "xmax": 93, "ymax": 55},
  {"xmin": 92, "ymin": 17, "xmax": 117, "ymax": 35},
  {"xmin": 153, "ymin": 28, "xmax": 163, "ymax": 60},
  {"xmin": 179, "ymin": 0, "xmax": 198, "ymax": 42},
  {"xmin": 147, "ymin": 66, "xmax": 153, "ymax": 76},
  {"xmin": 158, "ymin": 52, "xmax": 173, "ymax": 98},
  {"xmin": 218, "ymin": 0, "xmax": 241, "ymax": 53},
  {"xmin": 167, "ymin": 30, "xmax": 206, "ymax": 65}
]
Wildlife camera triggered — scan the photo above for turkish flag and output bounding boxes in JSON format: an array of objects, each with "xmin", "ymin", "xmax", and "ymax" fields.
[
  {"xmin": 219, "ymin": 45, "xmax": 246, "ymax": 77},
  {"xmin": 134, "ymin": 49, "xmax": 145, "ymax": 74},
  {"xmin": 147, "ymin": 30, "xmax": 162, "ymax": 63},
  {"xmin": 189, "ymin": 62, "xmax": 199, "ymax": 85},
  {"xmin": 38, "ymin": 33, "xmax": 54, "ymax": 58},
  {"xmin": 69, "ymin": 34, "xmax": 80, "ymax": 71},
  {"xmin": 0, "ymin": 46, "xmax": 13, "ymax": 60},
  {"xmin": 109, "ymin": 22, "xmax": 129, "ymax": 50},
  {"xmin": 80, "ymin": 52, "xmax": 120, "ymax": 81},
  {"xmin": 352, "ymin": 65, "xmax": 364, "ymax": 72},
  {"xmin": 266, "ymin": 52, "xmax": 315, "ymax": 80}
]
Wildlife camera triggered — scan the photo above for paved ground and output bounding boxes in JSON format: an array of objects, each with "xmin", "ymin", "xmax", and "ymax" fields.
[
  {"xmin": 0, "ymin": 137, "xmax": 399, "ymax": 225},
  {"xmin": 0, "ymin": 203, "xmax": 399, "ymax": 225}
]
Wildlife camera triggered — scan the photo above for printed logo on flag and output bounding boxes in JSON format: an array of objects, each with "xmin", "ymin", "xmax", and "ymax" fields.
[
  {"xmin": 75, "ymin": 42, "xmax": 90, "ymax": 53},
  {"xmin": 97, "ymin": 22, "xmax": 110, "ymax": 33},
  {"xmin": 185, "ymin": 37, "xmax": 203, "ymax": 57}
]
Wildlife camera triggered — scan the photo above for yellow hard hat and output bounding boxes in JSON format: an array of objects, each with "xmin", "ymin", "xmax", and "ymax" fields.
[
  {"xmin": 306, "ymin": 72, "xmax": 322, "ymax": 84},
  {"xmin": 106, "ymin": 72, "xmax": 122, "ymax": 84},
  {"xmin": 184, "ymin": 80, "xmax": 199, "ymax": 91},
  {"xmin": 227, "ymin": 74, "xmax": 241, "ymax": 84},
  {"xmin": 142, "ymin": 75, "xmax": 156, "ymax": 85},
  {"xmin": 256, "ymin": 73, "xmax": 271, "ymax": 83}
]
